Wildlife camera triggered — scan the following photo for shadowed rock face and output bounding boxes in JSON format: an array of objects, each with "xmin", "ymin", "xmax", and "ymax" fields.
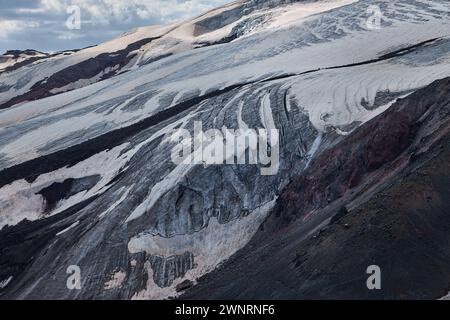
[
  {"xmin": 36, "ymin": 175, "xmax": 101, "ymax": 212},
  {"xmin": 181, "ymin": 77, "xmax": 450, "ymax": 300}
]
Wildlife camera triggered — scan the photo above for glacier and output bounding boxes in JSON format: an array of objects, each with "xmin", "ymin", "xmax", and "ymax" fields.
[{"xmin": 0, "ymin": 0, "xmax": 450, "ymax": 299}]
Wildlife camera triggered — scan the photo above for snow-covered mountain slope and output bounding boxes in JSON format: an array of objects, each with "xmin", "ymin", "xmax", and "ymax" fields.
[
  {"xmin": 183, "ymin": 76, "xmax": 450, "ymax": 300},
  {"xmin": 0, "ymin": 0, "xmax": 355, "ymax": 110},
  {"xmin": 0, "ymin": 0, "xmax": 450, "ymax": 299},
  {"xmin": 0, "ymin": 50, "xmax": 50, "ymax": 74}
]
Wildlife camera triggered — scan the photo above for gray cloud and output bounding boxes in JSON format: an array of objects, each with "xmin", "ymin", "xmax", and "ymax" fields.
[{"xmin": 0, "ymin": 0, "xmax": 231, "ymax": 53}]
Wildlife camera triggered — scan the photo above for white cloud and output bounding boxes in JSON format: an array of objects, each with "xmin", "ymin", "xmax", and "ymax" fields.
[
  {"xmin": 0, "ymin": 0, "xmax": 230, "ymax": 52},
  {"xmin": 0, "ymin": 20, "xmax": 40, "ymax": 39},
  {"xmin": 39, "ymin": 0, "xmax": 231, "ymax": 25},
  {"xmin": 56, "ymin": 31, "xmax": 85, "ymax": 40}
]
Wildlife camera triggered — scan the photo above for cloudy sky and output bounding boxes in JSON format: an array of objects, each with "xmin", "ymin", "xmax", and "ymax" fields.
[{"xmin": 0, "ymin": 0, "xmax": 231, "ymax": 53}]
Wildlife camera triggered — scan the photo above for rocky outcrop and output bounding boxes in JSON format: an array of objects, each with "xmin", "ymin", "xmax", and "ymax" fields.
[{"xmin": 37, "ymin": 175, "xmax": 101, "ymax": 212}]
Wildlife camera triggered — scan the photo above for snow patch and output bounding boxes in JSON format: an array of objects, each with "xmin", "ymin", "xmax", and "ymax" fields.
[
  {"xmin": 104, "ymin": 271, "xmax": 127, "ymax": 290},
  {"xmin": 129, "ymin": 198, "xmax": 277, "ymax": 299},
  {"xmin": 0, "ymin": 276, "xmax": 13, "ymax": 289},
  {"xmin": 56, "ymin": 221, "xmax": 80, "ymax": 236}
]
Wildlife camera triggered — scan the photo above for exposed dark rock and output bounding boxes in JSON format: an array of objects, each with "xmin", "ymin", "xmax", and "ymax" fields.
[
  {"xmin": 36, "ymin": 175, "xmax": 101, "ymax": 212},
  {"xmin": 176, "ymin": 279, "xmax": 194, "ymax": 292},
  {"xmin": 329, "ymin": 206, "xmax": 349, "ymax": 225},
  {"xmin": 0, "ymin": 196, "xmax": 99, "ymax": 297}
]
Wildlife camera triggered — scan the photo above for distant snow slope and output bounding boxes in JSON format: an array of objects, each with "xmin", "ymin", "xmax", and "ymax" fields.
[
  {"xmin": 0, "ymin": 50, "xmax": 49, "ymax": 73},
  {"xmin": 0, "ymin": 0, "xmax": 356, "ymax": 109},
  {"xmin": 0, "ymin": 0, "xmax": 450, "ymax": 300}
]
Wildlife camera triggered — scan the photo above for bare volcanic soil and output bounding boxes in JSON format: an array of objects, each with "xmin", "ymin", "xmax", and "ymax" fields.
[{"xmin": 181, "ymin": 77, "xmax": 450, "ymax": 300}]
